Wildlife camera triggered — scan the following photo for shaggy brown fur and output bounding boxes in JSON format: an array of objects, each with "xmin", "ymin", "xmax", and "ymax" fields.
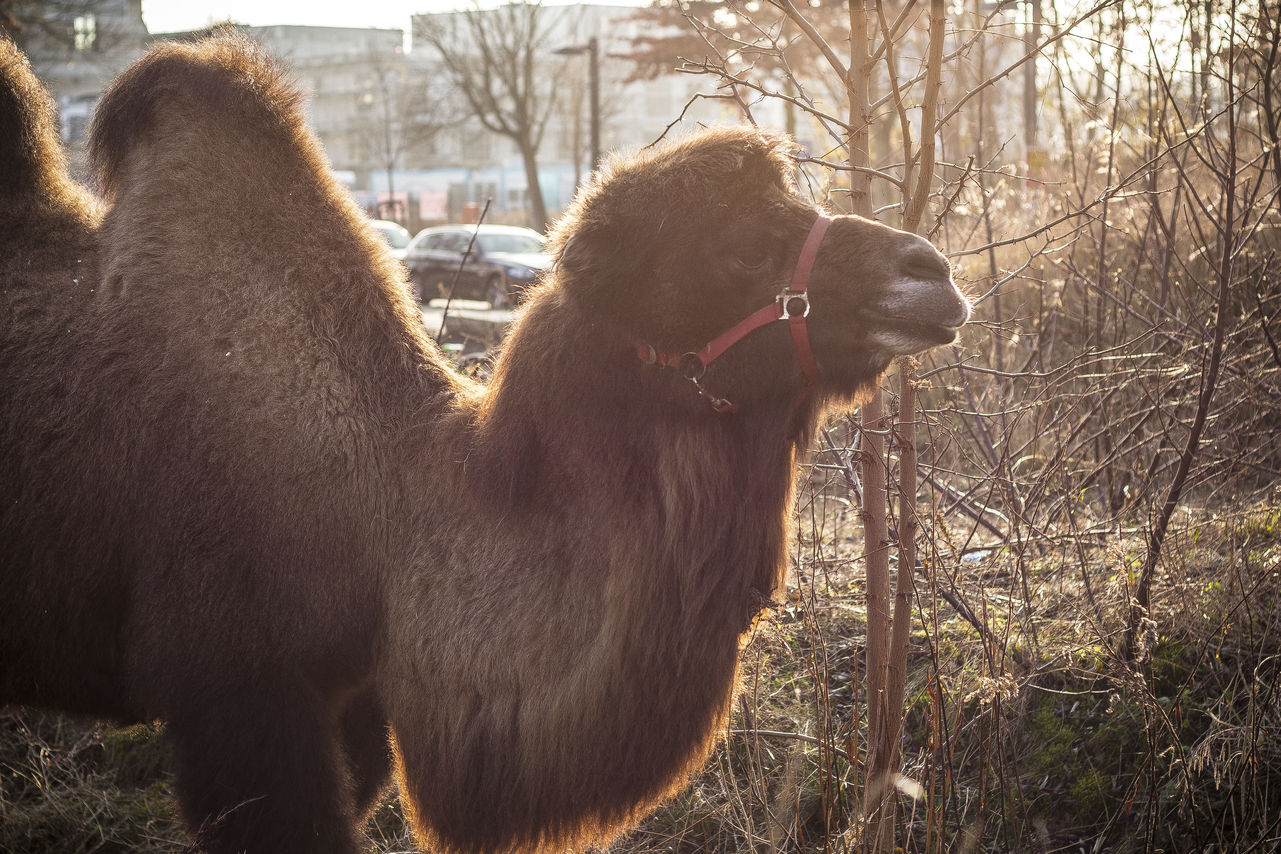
[
  {"xmin": 0, "ymin": 34, "xmax": 968, "ymax": 854},
  {"xmin": 0, "ymin": 36, "xmax": 107, "ymax": 710},
  {"xmin": 1, "ymin": 36, "xmax": 102, "ymax": 373}
]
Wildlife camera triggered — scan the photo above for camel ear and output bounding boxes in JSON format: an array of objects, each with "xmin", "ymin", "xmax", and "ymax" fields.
[
  {"xmin": 556, "ymin": 221, "xmax": 642, "ymax": 316},
  {"xmin": 556, "ymin": 225, "xmax": 616, "ymax": 281}
]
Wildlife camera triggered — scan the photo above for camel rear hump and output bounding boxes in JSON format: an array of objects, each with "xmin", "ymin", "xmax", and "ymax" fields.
[{"xmin": 0, "ymin": 36, "xmax": 100, "ymax": 352}]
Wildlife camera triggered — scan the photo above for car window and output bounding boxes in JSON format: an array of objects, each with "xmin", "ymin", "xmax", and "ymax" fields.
[{"xmin": 478, "ymin": 233, "xmax": 545, "ymax": 255}]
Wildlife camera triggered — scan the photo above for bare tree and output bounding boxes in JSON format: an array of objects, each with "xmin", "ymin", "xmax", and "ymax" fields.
[
  {"xmin": 658, "ymin": 0, "xmax": 964, "ymax": 847},
  {"xmin": 355, "ymin": 43, "xmax": 461, "ymax": 222},
  {"xmin": 415, "ymin": 1, "xmax": 574, "ymax": 231}
]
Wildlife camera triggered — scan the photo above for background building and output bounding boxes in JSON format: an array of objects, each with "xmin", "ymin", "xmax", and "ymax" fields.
[
  {"xmin": 12, "ymin": 2, "xmax": 769, "ymax": 230},
  {"xmin": 10, "ymin": 0, "xmax": 150, "ymax": 174}
]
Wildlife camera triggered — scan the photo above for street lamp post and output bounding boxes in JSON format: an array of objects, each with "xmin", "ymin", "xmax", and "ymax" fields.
[{"xmin": 554, "ymin": 36, "xmax": 600, "ymax": 172}]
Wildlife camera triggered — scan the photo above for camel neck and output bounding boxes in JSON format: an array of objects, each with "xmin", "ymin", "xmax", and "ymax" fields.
[
  {"xmin": 472, "ymin": 293, "xmax": 805, "ymax": 519},
  {"xmin": 393, "ymin": 425, "xmax": 798, "ymax": 854},
  {"xmin": 460, "ymin": 292, "xmax": 806, "ymax": 642},
  {"xmin": 386, "ymin": 291, "xmax": 807, "ymax": 853}
]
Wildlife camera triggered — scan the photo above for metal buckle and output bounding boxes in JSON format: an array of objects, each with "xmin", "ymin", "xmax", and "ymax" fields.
[{"xmin": 777, "ymin": 289, "xmax": 811, "ymax": 319}]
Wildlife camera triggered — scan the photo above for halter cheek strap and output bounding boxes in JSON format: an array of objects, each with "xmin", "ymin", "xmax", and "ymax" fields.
[{"xmin": 633, "ymin": 214, "xmax": 832, "ymax": 413}]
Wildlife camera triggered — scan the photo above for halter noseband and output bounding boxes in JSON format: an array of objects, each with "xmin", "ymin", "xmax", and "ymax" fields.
[{"xmin": 632, "ymin": 214, "xmax": 832, "ymax": 413}]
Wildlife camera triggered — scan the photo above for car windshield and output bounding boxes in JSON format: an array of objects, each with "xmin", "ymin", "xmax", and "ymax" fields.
[{"xmin": 478, "ymin": 233, "xmax": 544, "ymax": 255}]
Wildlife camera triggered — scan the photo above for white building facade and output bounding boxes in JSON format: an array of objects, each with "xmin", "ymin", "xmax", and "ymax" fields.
[{"xmin": 23, "ymin": 4, "xmax": 768, "ymax": 231}]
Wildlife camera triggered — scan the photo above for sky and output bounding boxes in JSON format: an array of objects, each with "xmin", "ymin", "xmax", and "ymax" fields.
[
  {"xmin": 140, "ymin": 0, "xmax": 450, "ymax": 34},
  {"xmin": 140, "ymin": 0, "xmax": 640, "ymax": 34}
]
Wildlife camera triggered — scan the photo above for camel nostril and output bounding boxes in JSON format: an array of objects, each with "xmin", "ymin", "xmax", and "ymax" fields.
[{"xmin": 899, "ymin": 243, "xmax": 952, "ymax": 282}]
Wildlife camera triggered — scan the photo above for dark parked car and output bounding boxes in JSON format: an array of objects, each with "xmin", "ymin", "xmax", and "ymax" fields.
[{"xmin": 404, "ymin": 224, "xmax": 549, "ymax": 307}]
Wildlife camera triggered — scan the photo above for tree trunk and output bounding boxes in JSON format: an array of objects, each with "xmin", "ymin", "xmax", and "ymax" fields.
[
  {"xmin": 848, "ymin": 5, "xmax": 892, "ymax": 850},
  {"xmin": 521, "ymin": 136, "xmax": 549, "ymax": 232}
]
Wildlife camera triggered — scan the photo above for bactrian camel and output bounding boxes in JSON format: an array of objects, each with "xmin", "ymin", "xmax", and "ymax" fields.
[{"xmin": 0, "ymin": 34, "xmax": 969, "ymax": 854}]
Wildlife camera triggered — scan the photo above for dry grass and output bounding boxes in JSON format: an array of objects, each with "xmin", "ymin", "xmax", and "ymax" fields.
[{"xmin": 0, "ymin": 712, "xmax": 182, "ymax": 853}]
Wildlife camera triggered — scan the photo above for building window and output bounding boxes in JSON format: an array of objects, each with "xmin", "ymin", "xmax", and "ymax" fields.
[{"xmin": 74, "ymin": 15, "xmax": 97, "ymax": 52}]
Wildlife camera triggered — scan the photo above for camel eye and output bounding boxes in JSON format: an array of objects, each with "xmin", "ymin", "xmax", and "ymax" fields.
[{"xmin": 734, "ymin": 244, "xmax": 772, "ymax": 271}]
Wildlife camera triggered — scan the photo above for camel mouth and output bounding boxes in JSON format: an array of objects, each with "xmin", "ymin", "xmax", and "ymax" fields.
[
  {"xmin": 866, "ymin": 298, "xmax": 968, "ymax": 335},
  {"xmin": 896, "ymin": 319, "xmax": 965, "ymax": 347},
  {"xmin": 870, "ymin": 278, "xmax": 970, "ymax": 327},
  {"xmin": 937, "ymin": 296, "xmax": 972, "ymax": 330},
  {"xmin": 862, "ymin": 313, "xmax": 965, "ymax": 356}
]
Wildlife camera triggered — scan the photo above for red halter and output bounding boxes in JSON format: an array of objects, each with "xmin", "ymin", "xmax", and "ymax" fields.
[{"xmin": 633, "ymin": 214, "xmax": 831, "ymax": 413}]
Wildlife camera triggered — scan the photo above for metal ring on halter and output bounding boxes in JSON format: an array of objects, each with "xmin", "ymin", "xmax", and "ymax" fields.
[
  {"xmin": 778, "ymin": 290, "xmax": 811, "ymax": 320},
  {"xmin": 678, "ymin": 352, "xmax": 706, "ymax": 381}
]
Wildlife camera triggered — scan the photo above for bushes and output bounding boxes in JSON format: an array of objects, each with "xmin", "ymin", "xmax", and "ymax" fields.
[{"xmin": 611, "ymin": 495, "xmax": 1281, "ymax": 852}]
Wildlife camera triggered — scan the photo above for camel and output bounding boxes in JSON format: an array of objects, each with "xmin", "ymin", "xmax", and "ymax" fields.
[{"xmin": 0, "ymin": 34, "xmax": 969, "ymax": 854}]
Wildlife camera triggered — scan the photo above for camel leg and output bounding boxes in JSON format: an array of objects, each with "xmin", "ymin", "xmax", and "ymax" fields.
[
  {"xmin": 168, "ymin": 684, "xmax": 365, "ymax": 854},
  {"xmin": 339, "ymin": 686, "xmax": 393, "ymax": 818}
]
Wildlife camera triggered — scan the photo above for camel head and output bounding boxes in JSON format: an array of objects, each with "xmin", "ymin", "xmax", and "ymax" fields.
[{"xmin": 547, "ymin": 126, "xmax": 970, "ymax": 413}]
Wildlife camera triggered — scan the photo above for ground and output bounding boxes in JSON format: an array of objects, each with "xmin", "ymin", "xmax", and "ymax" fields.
[{"xmin": 3, "ymin": 479, "xmax": 1279, "ymax": 853}]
